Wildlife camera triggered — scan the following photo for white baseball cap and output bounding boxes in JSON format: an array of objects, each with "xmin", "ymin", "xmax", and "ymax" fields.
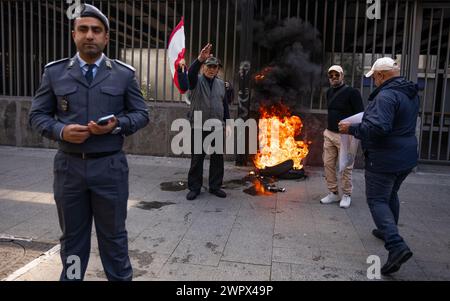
[
  {"xmin": 328, "ymin": 65, "xmax": 344, "ymax": 74},
  {"xmin": 365, "ymin": 57, "xmax": 399, "ymax": 77}
]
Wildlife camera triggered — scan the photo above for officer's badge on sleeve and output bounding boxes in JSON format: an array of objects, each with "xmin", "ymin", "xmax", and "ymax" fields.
[{"xmin": 60, "ymin": 98, "xmax": 69, "ymax": 112}]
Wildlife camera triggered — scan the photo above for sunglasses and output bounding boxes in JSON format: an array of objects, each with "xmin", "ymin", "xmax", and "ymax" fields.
[{"xmin": 328, "ymin": 73, "xmax": 341, "ymax": 79}]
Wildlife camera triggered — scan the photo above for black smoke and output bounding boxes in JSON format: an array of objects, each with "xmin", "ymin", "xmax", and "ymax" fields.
[{"xmin": 253, "ymin": 17, "xmax": 322, "ymax": 107}]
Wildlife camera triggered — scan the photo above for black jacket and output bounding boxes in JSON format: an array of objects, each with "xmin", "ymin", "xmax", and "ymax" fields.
[{"xmin": 326, "ymin": 84, "xmax": 364, "ymax": 132}]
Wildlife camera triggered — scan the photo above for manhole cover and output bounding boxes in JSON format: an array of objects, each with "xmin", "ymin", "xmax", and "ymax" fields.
[{"xmin": 0, "ymin": 239, "xmax": 56, "ymax": 280}]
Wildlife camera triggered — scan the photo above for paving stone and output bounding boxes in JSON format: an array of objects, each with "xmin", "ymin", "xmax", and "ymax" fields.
[
  {"xmin": 213, "ymin": 261, "xmax": 270, "ymax": 281},
  {"xmin": 1, "ymin": 146, "xmax": 450, "ymax": 281},
  {"xmin": 272, "ymin": 261, "xmax": 368, "ymax": 281},
  {"xmin": 415, "ymin": 260, "xmax": 450, "ymax": 281}
]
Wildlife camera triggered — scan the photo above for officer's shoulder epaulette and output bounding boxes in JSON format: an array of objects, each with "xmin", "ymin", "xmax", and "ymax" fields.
[
  {"xmin": 44, "ymin": 58, "xmax": 70, "ymax": 68},
  {"xmin": 114, "ymin": 59, "xmax": 136, "ymax": 72}
]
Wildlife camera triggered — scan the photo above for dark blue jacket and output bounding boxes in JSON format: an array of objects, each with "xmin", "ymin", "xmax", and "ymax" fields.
[{"xmin": 349, "ymin": 76, "xmax": 419, "ymax": 173}]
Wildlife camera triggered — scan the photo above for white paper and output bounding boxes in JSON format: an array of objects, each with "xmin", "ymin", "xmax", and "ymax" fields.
[
  {"xmin": 341, "ymin": 112, "xmax": 363, "ymax": 124},
  {"xmin": 339, "ymin": 112, "xmax": 363, "ymax": 172}
]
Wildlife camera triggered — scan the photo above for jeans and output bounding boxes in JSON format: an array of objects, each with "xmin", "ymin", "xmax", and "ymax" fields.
[{"xmin": 365, "ymin": 169, "xmax": 412, "ymax": 253}]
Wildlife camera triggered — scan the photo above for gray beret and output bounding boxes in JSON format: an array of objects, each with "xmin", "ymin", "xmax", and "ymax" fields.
[{"xmin": 79, "ymin": 4, "xmax": 110, "ymax": 32}]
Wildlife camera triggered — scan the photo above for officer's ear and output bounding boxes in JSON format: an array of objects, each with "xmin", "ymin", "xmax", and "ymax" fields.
[{"xmin": 105, "ymin": 30, "xmax": 110, "ymax": 43}]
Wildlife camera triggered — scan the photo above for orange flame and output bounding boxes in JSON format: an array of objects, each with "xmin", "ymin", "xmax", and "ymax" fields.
[
  {"xmin": 253, "ymin": 178, "xmax": 272, "ymax": 195},
  {"xmin": 254, "ymin": 67, "xmax": 272, "ymax": 82},
  {"xmin": 254, "ymin": 103, "xmax": 310, "ymax": 170}
]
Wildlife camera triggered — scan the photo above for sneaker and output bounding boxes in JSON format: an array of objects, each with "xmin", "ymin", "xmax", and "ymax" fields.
[
  {"xmin": 339, "ymin": 194, "xmax": 352, "ymax": 209},
  {"xmin": 320, "ymin": 192, "xmax": 339, "ymax": 204},
  {"xmin": 186, "ymin": 190, "xmax": 200, "ymax": 200},
  {"xmin": 209, "ymin": 189, "xmax": 227, "ymax": 198}
]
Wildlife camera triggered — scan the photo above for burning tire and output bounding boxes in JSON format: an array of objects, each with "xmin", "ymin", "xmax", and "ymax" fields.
[
  {"xmin": 258, "ymin": 159, "xmax": 293, "ymax": 177},
  {"xmin": 277, "ymin": 168, "xmax": 307, "ymax": 180}
]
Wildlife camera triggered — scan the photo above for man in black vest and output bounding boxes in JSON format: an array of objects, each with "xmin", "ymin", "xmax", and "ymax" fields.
[
  {"xmin": 320, "ymin": 65, "xmax": 364, "ymax": 209},
  {"xmin": 177, "ymin": 44, "xmax": 233, "ymax": 200}
]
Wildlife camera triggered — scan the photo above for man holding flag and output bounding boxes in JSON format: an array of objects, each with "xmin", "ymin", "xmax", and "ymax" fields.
[{"xmin": 176, "ymin": 43, "xmax": 233, "ymax": 201}]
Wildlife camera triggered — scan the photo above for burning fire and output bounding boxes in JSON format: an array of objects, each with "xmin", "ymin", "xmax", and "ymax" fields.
[
  {"xmin": 253, "ymin": 103, "xmax": 310, "ymax": 170},
  {"xmin": 254, "ymin": 67, "xmax": 272, "ymax": 82}
]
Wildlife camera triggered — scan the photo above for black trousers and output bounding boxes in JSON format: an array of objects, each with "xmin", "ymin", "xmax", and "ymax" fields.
[{"xmin": 188, "ymin": 129, "xmax": 224, "ymax": 192}]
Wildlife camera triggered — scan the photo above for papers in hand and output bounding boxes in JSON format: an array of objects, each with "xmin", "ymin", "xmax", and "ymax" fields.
[
  {"xmin": 339, "ymin": 112, "xmax": 363, "ymax": 172},
  {"xmin": 341, "ymin": 112, "xmax": 363, "ymax": 124}
]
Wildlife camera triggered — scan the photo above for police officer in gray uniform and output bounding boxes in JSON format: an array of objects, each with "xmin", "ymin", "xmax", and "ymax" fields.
[{"xmin": 29, "ymin": 4, "xmax": 149, "ymax": 281}]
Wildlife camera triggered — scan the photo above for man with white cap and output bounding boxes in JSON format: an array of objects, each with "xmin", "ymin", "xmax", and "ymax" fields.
[
  {"xmin": 320, "ymin": 65, "xmax": 364, "ymax": 209},
  {"xmin": 338, "ymin": 57, "xmax": 419, "ymax": 275}
]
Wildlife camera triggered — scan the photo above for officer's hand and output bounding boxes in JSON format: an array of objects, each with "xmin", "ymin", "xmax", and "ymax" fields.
[
  {"xmin": 338, "ymin": 122, "xmax": 351, "ymax": 134},
  {"xmin": 198, "ymin": 43, "xmax": 212, "ymax": 62},
  {"xmin": 62, "ymin": 124, "xmax": 91, "ymax": 144},
  {"xmin": 88, "ymin": 117, "xmax": 118, "ymax": 135}
]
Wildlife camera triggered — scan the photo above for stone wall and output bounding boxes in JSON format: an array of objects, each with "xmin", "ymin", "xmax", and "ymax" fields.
[
  {"xmin": 0, "ymin": 97, "xmax": 59, "ymax": 149},
  {"xmin": 0, "ymin": 97, "xmax": 364, "ymax": 168}
]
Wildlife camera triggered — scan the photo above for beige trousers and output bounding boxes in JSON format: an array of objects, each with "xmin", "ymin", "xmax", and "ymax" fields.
[{"xmin": 323, "ymin": 129, "xmax": 353, "ymax": 195}]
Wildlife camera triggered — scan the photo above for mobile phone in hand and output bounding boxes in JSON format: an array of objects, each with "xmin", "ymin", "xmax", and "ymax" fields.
[{"xmin": 96, "ymin": 114, "xmax": 115, "ymax": 126}]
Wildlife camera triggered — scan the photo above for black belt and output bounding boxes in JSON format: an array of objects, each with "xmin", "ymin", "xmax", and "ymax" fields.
[{"xmin": 62, "ymin": 150, "xmax": 120, "ymax": 160}]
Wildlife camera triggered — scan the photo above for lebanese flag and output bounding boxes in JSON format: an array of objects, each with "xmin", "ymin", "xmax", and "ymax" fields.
[{"xmin": 168, "ymin": 17, "xmax": 186, "ymax": 94}]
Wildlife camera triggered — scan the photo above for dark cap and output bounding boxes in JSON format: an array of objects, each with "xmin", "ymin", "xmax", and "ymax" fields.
[
  {"xmin": 205, "ymin": 57, "xmax": 222, "ymax": 67},
  {"xmin": 79, "ymin": 4, "xmax": 110, "ymax": 32}
]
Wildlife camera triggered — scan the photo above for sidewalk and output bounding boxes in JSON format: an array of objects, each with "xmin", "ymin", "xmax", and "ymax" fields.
[{"xmin": 1, "ymin": 146, "xmax": 449, "ymax": 281}]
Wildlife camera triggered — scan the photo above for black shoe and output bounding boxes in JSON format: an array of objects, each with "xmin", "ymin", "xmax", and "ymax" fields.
[
  {"xmin": 186, "ymin": 190, "xmax": 200, "ymax": 200},
  {"xmin": 381, "ymin": 248, "xmax": 413, "ymax": 275},
  {"xmin": 209, "ymin": 189, "xmax": 227, "ymax": 198},
  {"xmin": 372, "ymin": 229, "xmax": 385, "ymax": 241}
]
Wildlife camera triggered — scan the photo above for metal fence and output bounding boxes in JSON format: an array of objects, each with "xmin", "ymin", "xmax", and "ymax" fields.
[
  {"xmin": 418, "ymin": 4, "xmax": 450, "ymax": 163},
  {"xmin": 0, "ymin": 0, "xmax": 240, "ymax": 102},
  {"xmin": 1, "ymin": 0, "xmax": 449, "ymax": 163},
  {"xmin": 252, "ymin": 0, "xmax": 421, "ymax": 110}
]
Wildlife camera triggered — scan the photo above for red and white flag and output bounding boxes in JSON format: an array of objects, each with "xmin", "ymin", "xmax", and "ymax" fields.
[{"xmin": 168, "ymin": 17, "xmax": 186, "ymax": 94}]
